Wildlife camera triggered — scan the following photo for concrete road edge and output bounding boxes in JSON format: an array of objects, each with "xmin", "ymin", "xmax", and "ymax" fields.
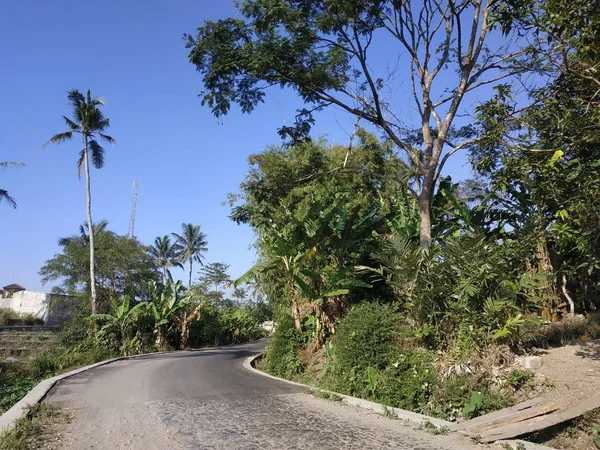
[{"xmin": 242, "ymin": 354, "xmax": 557, "ymax": 450}]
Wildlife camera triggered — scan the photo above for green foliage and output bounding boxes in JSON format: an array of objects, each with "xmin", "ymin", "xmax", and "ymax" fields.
[
  {"xmin": 148, "ymin": 235, "xmax": 184, "ymax": 284},
  {"xmin": 506, "ymin": 369, "xmax": 533, "ymax": 391},
  {"xmin": 0, "ymin": 161, "xmax": 23, "ymax": 209},
  {"xmin": 0, "ymin": 403, "xmax": 68, "ymax": 450},
  {"xmin": 333, "ymin": 303, "xmax": 401, "ymax": 372},
  {"xmin": 463, "ymin": 391, "xmax": 483, "ymax": 419},
  {"xmin": 0, "ymin": 309, "xmax": 43, "ymax": 326},
  {"xmin": 0, "ymin": 341, "xmax": 114, "ymax": 415},
  {"xmin": 172, "ymin": 223, "xmax": 208, "ymax": 286},
  {"xmin": 91, "ymin": 296, "xmax": 147, "ymax": 355},
  {"xmin": 263, "ymin": 315, "xmax": 309, "ymax": 379},
  {"xmin": 39, "ymin": 221, "xmax": 159, "ymax": 309},
  {"xmin": 426, "ymin": 374, "xmax": 514, "ymax": 421},
  {"xmin": 319, "ymin": 303, "xmax": 436, "ymax": 412}
]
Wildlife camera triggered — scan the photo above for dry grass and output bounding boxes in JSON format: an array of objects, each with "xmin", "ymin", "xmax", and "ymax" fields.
[{"xmin": 0, "ymin": 403, "xmax": 71, "ymax": 450}]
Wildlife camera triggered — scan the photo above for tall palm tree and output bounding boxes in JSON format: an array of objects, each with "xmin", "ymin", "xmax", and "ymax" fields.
[
  {"xmin": 148, "ymin": 235, "xmax": 184, "ymax": 283},
  {"xmin": 172, "ymin": 223, "xmax": 208, "ymax": 286},
  {"xmin": 0, "ymin": 161, "xmax": 24, "ymax": 208},
  {"xmin": 44, "ymin": 90, "xmax": 115, "ymax": 314},
  {"xmin": 58, "ymin": 220, "xmax": 109, "ymax": 246}
]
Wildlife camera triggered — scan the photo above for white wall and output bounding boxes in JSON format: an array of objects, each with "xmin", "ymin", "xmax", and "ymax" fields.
[
  {"xmin": 0, "ymin": 291, "xmax": 83, "ymax": 325},
  {"xmin": 0, "ymin": 291, "xmax": 49, "ymax": 321}
]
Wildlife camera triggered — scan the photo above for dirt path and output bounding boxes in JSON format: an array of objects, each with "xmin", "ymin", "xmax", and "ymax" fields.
[{"xmin": 535, "ymin": 339, "xmax": 600, "ymax": 401}]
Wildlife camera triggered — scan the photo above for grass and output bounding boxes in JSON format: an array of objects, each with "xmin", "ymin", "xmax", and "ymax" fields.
[
  {"xmin": 0, "ymin": 403, "xmax": 70, "ymax": 450},
  {"xmin": 0, "ymin": 308, "xmax": 44, "ymax": 327},
  {"xmin": 310, "ymin": 389, "xmax": 343, "ymax": 402},
  {"xmin": 0, "ymin": 344, "xmax": 115, "ymax": 414}
]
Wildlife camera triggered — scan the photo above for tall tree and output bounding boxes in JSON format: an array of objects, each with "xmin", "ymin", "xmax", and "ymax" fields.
[
  {"xmin": 185, "ymin": 0, "xmax": 527, "ymax": 249},
  {"xmin": 40, "ymin": 221, "xmax": 158, "ymax": 308},
  {"xmin": 44, "ymin": 90, "xmax": 115, "ymax": 313},
  {"xmin": 198, "ymin": 262, "xmax": 231, "ymax": 295},
  {"xmin": 172, "ymin": 223, "xmax": 208, "ymax": 286},
  {"xmin": 0, "ymin": 161, "xmax": 24, "ymax": 208},
  {"xmin": 148, "ymin": 235, "xmax": 184, "ymax": 284}
]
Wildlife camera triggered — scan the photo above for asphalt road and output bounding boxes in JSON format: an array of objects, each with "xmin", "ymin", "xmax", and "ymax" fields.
[{"xmin": 45, "ymin": 340, "xmax": 481, "ymax": 449}]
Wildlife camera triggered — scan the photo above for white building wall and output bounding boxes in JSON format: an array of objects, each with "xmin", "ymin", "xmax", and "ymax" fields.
[
  {"xmin": 0, "ymin": 291, "xmax": 84, "ymax": 325},
  {"xmin": 0, "ymin": 291, "xmax": 49, "ymax": 322}
]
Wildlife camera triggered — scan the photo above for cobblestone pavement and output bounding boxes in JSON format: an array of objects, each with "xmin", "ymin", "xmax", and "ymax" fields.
[{"xmin": 44, "ymin": 341, "xmax": 483, "ymax": 450}]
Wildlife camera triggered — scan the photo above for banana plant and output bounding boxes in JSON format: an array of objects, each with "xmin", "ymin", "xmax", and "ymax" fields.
[
  {"xmin": 147, "ymin": 280, "xmax": 194, "ymax": 349},
  {"xmin": 294, "ymin": 267, "xmax": 371, "ymax": 343},
  {"xmin": 91, "ymin": 296, "xmax": 147, "ymax": 355}
]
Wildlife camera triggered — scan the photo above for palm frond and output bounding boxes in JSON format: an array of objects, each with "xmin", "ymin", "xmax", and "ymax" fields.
[
  {"xmin": 0, "ymin": 161, "xmax": 24, "ymax": 170},
  {"xmin": 67, "ymin": 90, "xmax": 85, "ymax": 123},
  {"xmin": 88, "ymin": 139, "xmax": 105, "ymax": 169},
  {"xmin": 0, "ymin": 189, "xmax": 17, "ymax": 208},
  {"xmin": 98, "ymin": 132, "xmax": 116, "ymax": 145},
  {"xmin": 43, "ymin": 131, "xmax": 73, "ymax": 147},
  {"xmin": 63, "ymin": 116, "xmax": 81, "ymax": 131}
]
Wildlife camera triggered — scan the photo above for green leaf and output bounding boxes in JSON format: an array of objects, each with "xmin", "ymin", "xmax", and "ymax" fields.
[{"xmin": 322, "ymin": 289, "xmax": 349, "ymax": 297}]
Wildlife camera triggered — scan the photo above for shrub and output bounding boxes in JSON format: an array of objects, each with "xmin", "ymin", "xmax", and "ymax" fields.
[
  {"xmin": 0, "ymin": 309, "xmax": 43, "ymax": 326},
  {"xmin": 426, "ymin": 373, "xmax": 514, "ymax": 421},
  {"xmin": 515, "ymin": 313, "xmax": 600, "ymax": 351},
  {"xmin": 375, "ymin": 349, "xmax": 436, "ymax": 412},
  {"xmin": 506, "ymin": 369, "xmax": 533, "ymax": 391},
  {"xmin": 264, "ymin": 315, "xmax": 309, "ymax": 379},
  {"xmin": 333, "ymin": 302, "xmax": 402, "ymax": 373},
  {"xmin": 187, "ymin": 304, "xmax": 265, "ymax": 348},
  {"xmin": 319, "ymin": 303, "xmax": 436, "ymax": 412}
]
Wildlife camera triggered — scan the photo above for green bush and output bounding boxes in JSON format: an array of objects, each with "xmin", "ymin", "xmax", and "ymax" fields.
[
  {"xmin": 334, "ymin": 303, "xmax": 402, "ymax": 372},
  {"xmin": 0, "ymin": 308, "xmax": 44, "ymax": 326},
  {"xmin": 187, "ymin": 304, "xmax": 265, "ymax": 348},
  {"xmin": 426, "ymin": 374, "xmax": 514, "ymax": 421},
  {"xmin": 319, "ymin": 303, "xmax": 436, "ymax": 412},
  {"xmin": 375, "ymin": 349, "xmax": 436, "ymax": 412},
  {"xmin": 263, "ymin": 315, "xmax": 308, "ymax": 379},
  {"xmin": 0, "ymin": 341, "xmax": 114, "ymax": 414}
]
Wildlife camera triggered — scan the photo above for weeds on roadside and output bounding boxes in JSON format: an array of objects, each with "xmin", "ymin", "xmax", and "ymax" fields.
[
  {"xmin": 381, "ymin": 406, "xmax": 398, "ymax": 419},
  {"xmin": 420, "ymin": 419, "xmax": 449, "ymax": 435},
  {"xmin": 311, "ymin": 390, "xmax": 343, "ymax": 402},
  {"xmin": 0, "ymin": 403, "xmax": 70, "ymax": 450}
]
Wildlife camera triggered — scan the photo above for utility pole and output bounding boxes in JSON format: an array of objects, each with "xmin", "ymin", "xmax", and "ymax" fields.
[{"xmin": 128, "ymin": 180, "xmax": 140, "ymax": 238}]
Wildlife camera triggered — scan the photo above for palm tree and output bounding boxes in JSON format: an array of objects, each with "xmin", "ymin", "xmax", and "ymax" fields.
[
  {"xmin": 172, "ymin": 223, "xmax": 208, "ymax": 286},
  {"xmin": 58, "ymin": 220, "xmax": 109, "ymax": 246},
  {"xmin": 0, "ymin": 161, "xmax": 24, "ymax": 208},
  {"xmin": 148, "ymin": 235, "xmax": 183, "ymax": 283},
  {"xmin": 43, "ymin": 90, "xmax": 115, "ymax": 314}
]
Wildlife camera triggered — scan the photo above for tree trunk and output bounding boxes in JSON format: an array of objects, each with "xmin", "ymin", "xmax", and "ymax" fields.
[
  {"xmin": 537, "ymin": 235, "xmax": 557, "ymax": 321},
  {"xmin": 561, "ymin": 274, "xmax": 575, "ymax": 319},
  {"xmin": 418, "ymin": 171, "xmax": 434, "ymax": 250},
  {"xmin": 188, "ymin": 259, "xmax": 193, "ymax": 287},
  {"xmin": 155, "ymin": 327, "xmax": 166, "ymax": 349},
  {"xmin": 288, "ymin": 278, "xmax": 301, "ymax": 329},
  {"xmin": 180, "ymin": 303, "xmax": 204, "ymax": 349},
  {"xmin": 83, "ymin": 136, "xmax": 97, "ymax": 314}
]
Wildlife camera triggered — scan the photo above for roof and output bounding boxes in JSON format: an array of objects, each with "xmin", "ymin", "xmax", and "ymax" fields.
[{"xmin": 2, "ymin": 284, "xmax": 26, "ymax": 291}]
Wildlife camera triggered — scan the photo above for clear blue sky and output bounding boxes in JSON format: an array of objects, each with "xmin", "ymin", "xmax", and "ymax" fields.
[{"xmin": 0, "ymin": 1, "xmax": 473, "ymax": 292}]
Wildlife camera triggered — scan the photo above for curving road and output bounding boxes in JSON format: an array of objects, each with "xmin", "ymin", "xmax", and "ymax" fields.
[{"xmin": 44, "ymin": 340, "xmax": 480, "ymax": 449}]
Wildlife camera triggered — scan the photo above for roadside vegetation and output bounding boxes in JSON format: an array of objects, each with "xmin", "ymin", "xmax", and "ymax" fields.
[
  {"xmin": 0, "ymin": 403, "xmax": 70, "ymax": 450},
  {"xmin": 0, "ymin": 219, "xmax": 269, "ymax": 415},
  {"xmin": 1, "ymin": 0, "xmax": 599, "ymax": 446},
  {"xmin": 182, "ymin": 0, "xmax": 600, "ymax": 426}
]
